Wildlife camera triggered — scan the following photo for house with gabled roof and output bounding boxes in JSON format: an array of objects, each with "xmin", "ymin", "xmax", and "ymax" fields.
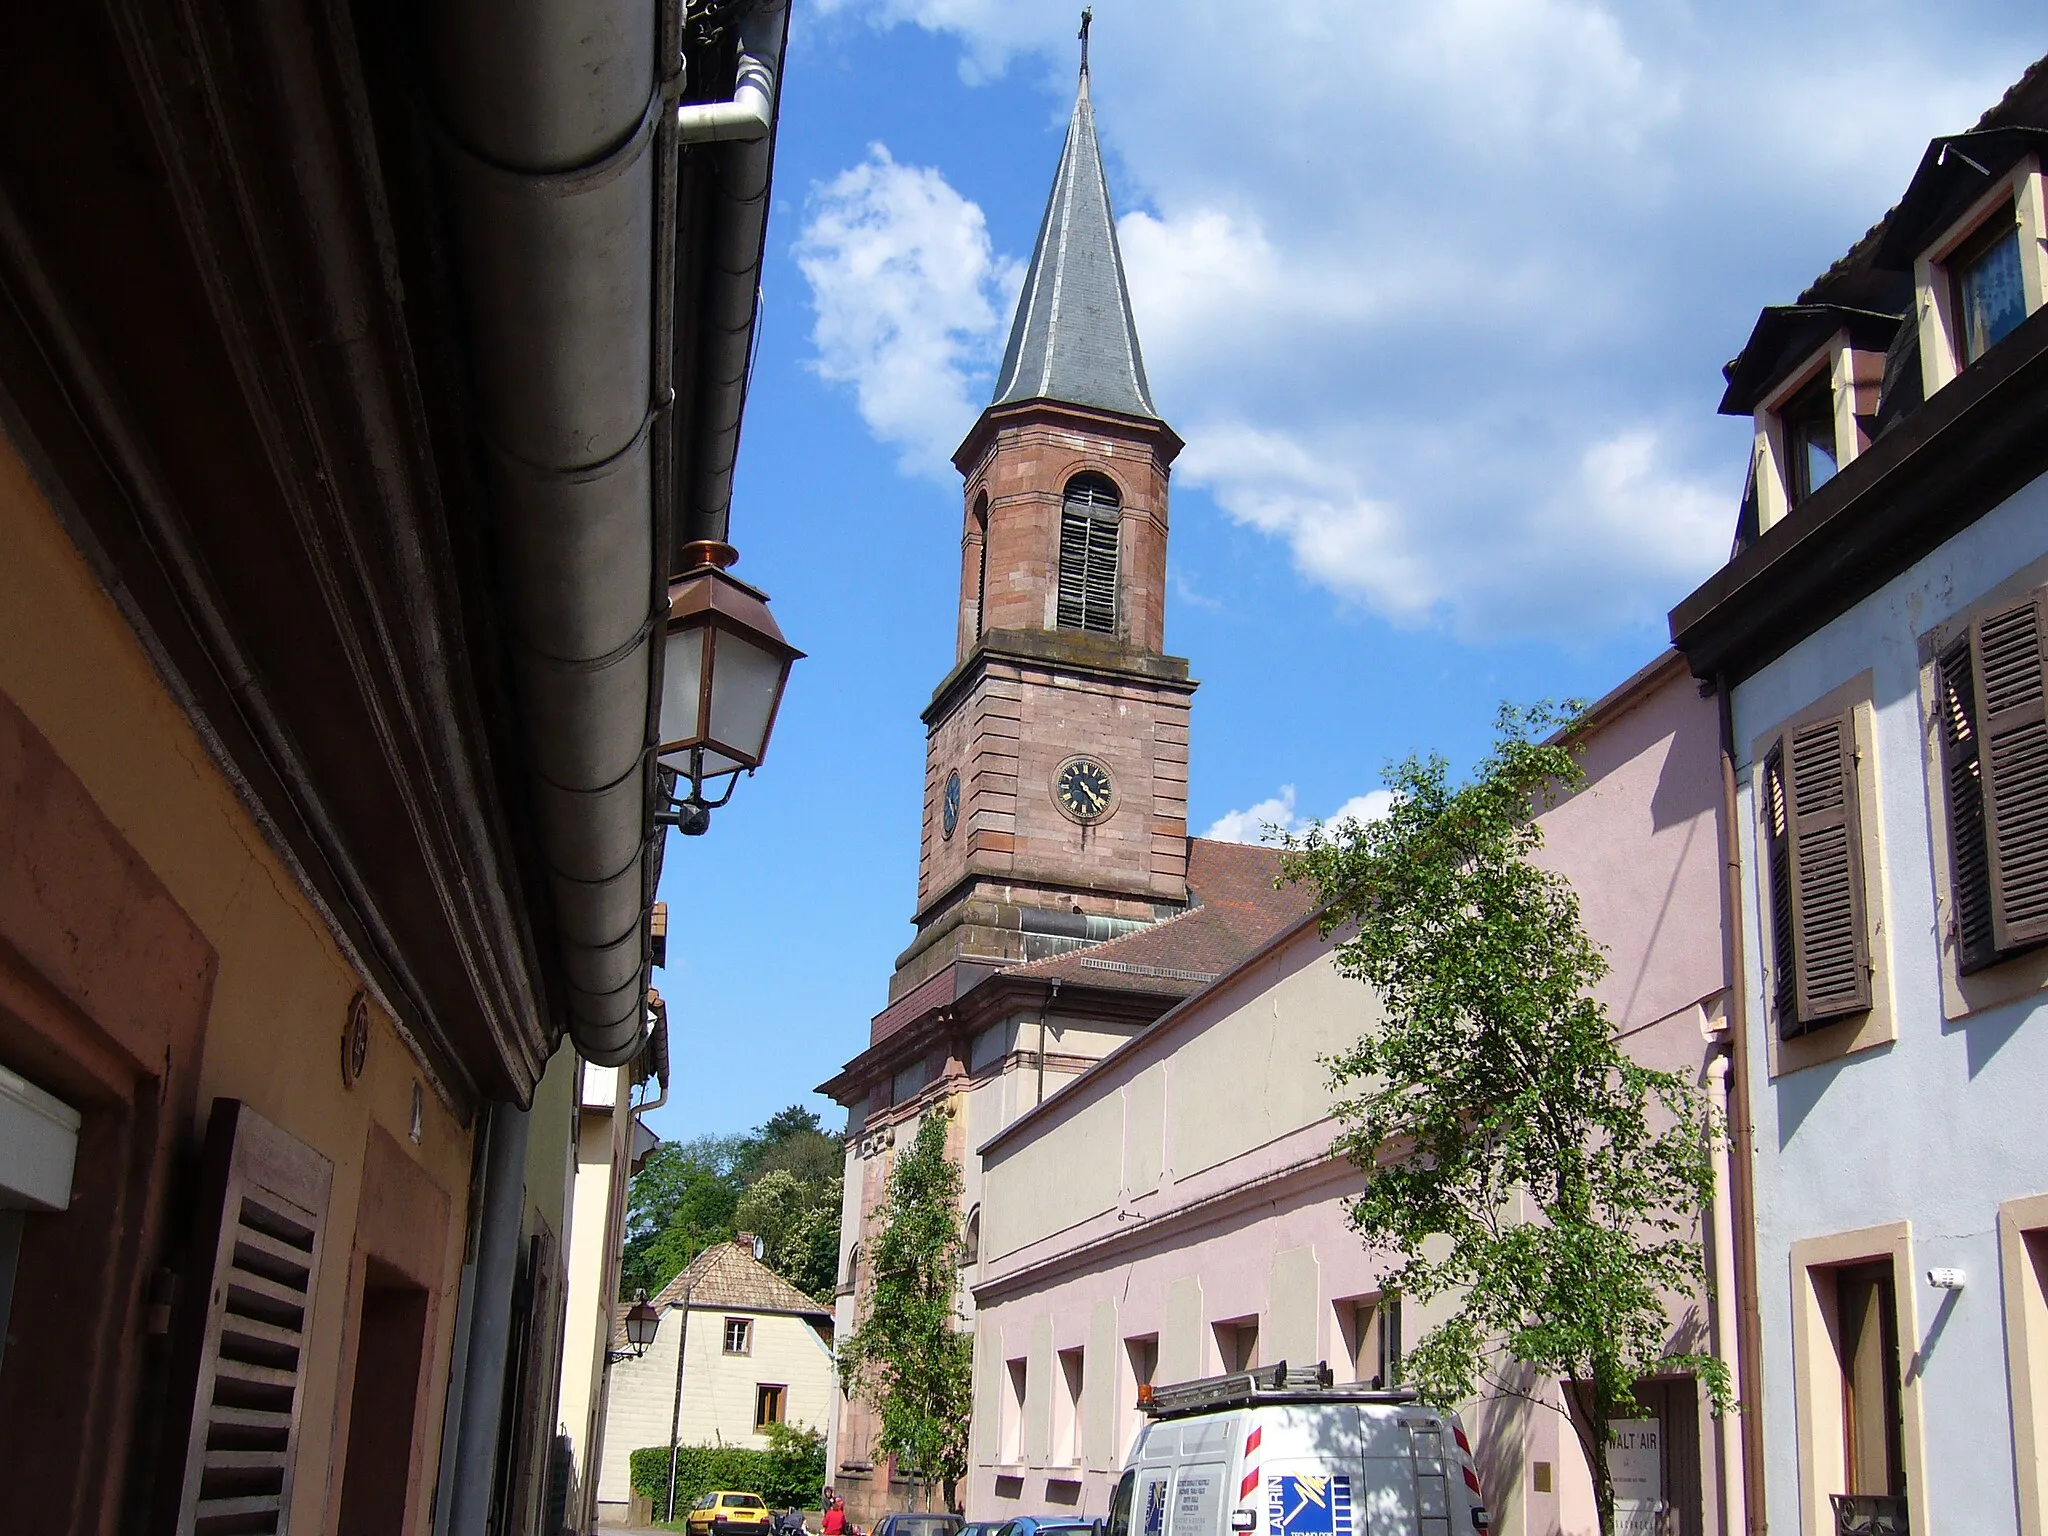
[{"xmin": 596, "ymin": 1235, "xmax": 837, "ymax": 1523}]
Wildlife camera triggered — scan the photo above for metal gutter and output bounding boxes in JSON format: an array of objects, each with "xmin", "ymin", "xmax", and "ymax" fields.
[{"xmin": 426, "ymin": 0, "xmax": 786, "ymax": 1066}]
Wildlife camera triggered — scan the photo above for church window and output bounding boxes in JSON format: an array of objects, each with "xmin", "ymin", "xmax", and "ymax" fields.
[
  {"xmin": 963, "ymin": 1204, "xmax": 981, "ymax": 1265},
  {"xmin": 1057, "ymin": 473, "xmax": 1121, "ymax": 634},
  {"xmin": 972, "ymin": 493, "xmax": 990, "ymax": 638}
]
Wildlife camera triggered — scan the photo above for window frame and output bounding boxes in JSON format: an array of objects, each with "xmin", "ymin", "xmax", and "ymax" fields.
[
  {"xmin": 1750, "ymin": 335, "xmax": 1884, "ymax": 533},
  {"xmin": 754, "ymin": 1382, "xmax": 786, "ymax": 1430},
  {"xmin": 1787, "ymin": 1224, "xmax": 1928, "ymax": 1536},
  {"xmin": 1750, "ymin": 676, "xmax": 1895, "ymax": 1076},
  {"xmin": 1915, "ymin": 154, "xmax": 2048, "ymax": 399},
  {"xmin": 2000, "ymin": 1192, "xmax": 2048, "ymax": 1536},
  {"xmin": 723, "ymin": 1316, "xmax": 753, "ymax": 1356}
]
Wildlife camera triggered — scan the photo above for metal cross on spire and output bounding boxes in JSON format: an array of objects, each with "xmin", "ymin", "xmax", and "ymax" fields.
[{"xmin": 1078, "ymin": 8, "xmax": 1092, "ymax": 76}]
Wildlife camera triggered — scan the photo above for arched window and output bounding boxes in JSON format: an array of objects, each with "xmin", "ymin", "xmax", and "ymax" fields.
[
  {"xmin": 842, "ymin": 1241, "xmax": 861, "ymax": 1293},
  {"xmin": 1056, "ymin": 473, "xmax": 1120, "ymax": 634},
  {"xmin": 963, "ymin": 1205, "xmax": 981, "ymax": 1266},
  {"xmin": 971, "ymin": 492, "xmax": 990, "ymax": 638}
]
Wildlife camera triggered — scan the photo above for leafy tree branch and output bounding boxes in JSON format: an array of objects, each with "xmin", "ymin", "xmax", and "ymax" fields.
[{"xmin": 1284, "ymin": 702, "xmax": 1731, "ymax": 1536}]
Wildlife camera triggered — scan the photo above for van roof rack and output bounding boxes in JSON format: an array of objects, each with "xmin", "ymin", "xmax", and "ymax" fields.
[{"xmin": 1137, "ymin": 1361, "xmax": 1422, "ymax": 1419}]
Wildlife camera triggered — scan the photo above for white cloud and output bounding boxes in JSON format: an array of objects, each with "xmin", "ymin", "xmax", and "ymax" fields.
[
  {"xmin": 1203, "ymin": 786, "xmax": 1396, "ymax": 845},
  {"xmin": 800, "ymin": 1, "xmax": 2043, "ymax": 640},
  {"xmin": 794, "ymin": 145, "xmax": 1023, "ymax": 479}
]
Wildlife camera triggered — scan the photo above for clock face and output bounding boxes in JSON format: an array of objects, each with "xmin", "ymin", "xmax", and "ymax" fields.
[
  {"xmin": 941, "ymin": 770, "xmax": 961, "ymax": 839},
  {"xmin": 1054, "ymin": 756, "xmax": 1115, "ymax": 822}
]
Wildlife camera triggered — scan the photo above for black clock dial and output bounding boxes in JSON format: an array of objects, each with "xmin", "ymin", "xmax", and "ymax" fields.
[
  {"xmin": 1055, "ymin": 757, "xmax": 1114, "ymax": 821},
  {"xmin": 941, "ymin": 770, "xmax": 961, "ymax": 839}
]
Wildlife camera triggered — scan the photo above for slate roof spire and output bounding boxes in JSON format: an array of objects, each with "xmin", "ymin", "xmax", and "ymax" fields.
[{"xmin": 989, "ymin": 27, "xmax": 1159, "ymax": 421}]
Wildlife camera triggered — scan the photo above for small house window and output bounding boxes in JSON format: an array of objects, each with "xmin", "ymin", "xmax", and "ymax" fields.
[
  {"xmin": 1778, "ymin": 372, "xmax": 1837, "ymax": 506},
  {"xmin": 1834, "ymin": 1263, "xmax": 1905, "ymax": 1503},
  {"xmin": 755, "ymin": 1383, "xmax": 786, "ymax": 1429},
  {"xmin": 724, "ymin": 1317, "xmax": 752, "ymax": 1355},
  {"xmin": 1056, "ymin": 473, "xmax": 1120, "ymax": 634},
  {"xmin": 1951, "ymin": 203, "xmax": 2026, "ymax": 366}
]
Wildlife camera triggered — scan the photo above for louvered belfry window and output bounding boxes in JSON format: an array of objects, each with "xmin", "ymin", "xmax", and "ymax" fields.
[
  {"xmin": 1762, "ymin": 709, "xmax": 1872, "ymax": 1036},
  {"xmin": 1056, "ymin": 473, "xmax": 1120, "ymax": 634},
  {"xmin": 158, "ymin": 1099, "xmax": 333, "ymax": 1536},
  {"xmin": 1939, "ymin": 591, "xmax": 2048, "ymax": 971}
]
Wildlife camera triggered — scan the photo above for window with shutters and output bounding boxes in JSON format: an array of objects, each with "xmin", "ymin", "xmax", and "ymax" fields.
[
  {"xmin": 1760, "ymin": 708, "xmax": 1873, "ymax": 1037},
  {"xmin": 1935, "ymin": 591, "xmax": 2048, "ymax": 977},
  {"xmin": 1056, "ymin": 473, "xmax": 1120, "ymax": 634},
  {"xmin": 156, "ymin": 1099, "xmax": 333, "ymax": 1536}
]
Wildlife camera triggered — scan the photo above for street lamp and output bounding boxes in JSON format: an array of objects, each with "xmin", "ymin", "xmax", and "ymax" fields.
[
  {"xmin": 658, "ymin": 543, "xmax": 803, "ymax": 836},
  {"xmin": 610, "ymin": 1294, "xmax": 659, "ymax": 1368}
]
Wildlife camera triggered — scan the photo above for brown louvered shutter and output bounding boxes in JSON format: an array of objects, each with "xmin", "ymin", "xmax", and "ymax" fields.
[
  {"xmin": 1936, "ymin": 633, "xmax": 1998, "ymax": 972},
  {"xmin": 1056, "ymin": 476, "xmax": 1120, "ymax": 634},
  {"xmin": 1971, "ymin": 592, "xmax": 2048, "ymax": 952},
  {"xmin": 158, "ymin": 1099, "xmax": 333, "ymax": 1536},
  {"xmin": 1784, "ymin": 711, "xmax": 1872, "ymax": 1027},
  {"xmin": 1761, "ymin": 743, "xmax": 1798, "ymax": 1027}
]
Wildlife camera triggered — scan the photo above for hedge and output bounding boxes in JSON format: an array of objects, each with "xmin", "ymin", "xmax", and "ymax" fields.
[{"xmin": 630, "ymin": 1427, "xmax": 827, "ymax": 1513}]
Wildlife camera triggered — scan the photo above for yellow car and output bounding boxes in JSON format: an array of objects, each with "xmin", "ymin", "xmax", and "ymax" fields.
[{"xmin": 686, "ymin": 1491, "xmax": 775, "ymax": 1536}]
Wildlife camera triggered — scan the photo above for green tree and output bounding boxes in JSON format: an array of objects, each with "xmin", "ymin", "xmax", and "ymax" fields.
[
  {"xmin": 1283, "ymin": 703, "xmax": 1730, "ymax": 1536},
  {"xmin": 734, "ymin": 1168, "xmax": 843, "ymax": 1303},
  {"xmin": 621, "ymin": 1108, "xmax": 846, "ymax": 1301},
  {"xmin": 620, "ymin": 1134, "xmax": 747, "ymax": 1298},
  {"xmin": 834, "ymin": 1110, "xmax": 973, "ymax": 1512}
]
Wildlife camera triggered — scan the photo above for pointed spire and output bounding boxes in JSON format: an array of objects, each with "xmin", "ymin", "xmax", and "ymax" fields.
[{"xmin": 988, "ymin": 30, "xmax": 1158, "ymax": 421}]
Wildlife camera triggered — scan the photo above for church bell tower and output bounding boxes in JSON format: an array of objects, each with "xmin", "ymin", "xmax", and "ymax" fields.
[{"xmin": 886, "ymin": 50, "xmax": 1195, "ymax": 1005}]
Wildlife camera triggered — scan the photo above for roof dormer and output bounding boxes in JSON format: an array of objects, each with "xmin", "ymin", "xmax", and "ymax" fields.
[
  {"xmin": 1719, "ymin": 306, "xmax": 1900, "ymax": 535},
  {"xmin": 1874, "ymin": 129, "xmax": 2048, "ymax": 399}
]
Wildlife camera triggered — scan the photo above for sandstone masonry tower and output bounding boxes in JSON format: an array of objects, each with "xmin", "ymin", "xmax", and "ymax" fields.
[{"xmin": 886, "ymin": 58, "xmax": 1195, "ymax": 1011}]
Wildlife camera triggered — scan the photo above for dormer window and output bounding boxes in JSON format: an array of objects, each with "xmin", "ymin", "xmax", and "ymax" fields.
[
  {"xmin": 1780, "ymin": 371, "xmax": 1838, "ymax": 506},
  {"xmin": 1950, "ymin": 203, "xmax": 2026, "ymax": 365},
  {"xmin": 1894, "ymin": 147, "xmax": 2048, "ymax": 398}
]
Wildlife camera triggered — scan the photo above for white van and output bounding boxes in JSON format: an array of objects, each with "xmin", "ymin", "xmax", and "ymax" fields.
[{"xmin": 1106, "ymin": 1365, "xmax": 1489, "ymax": 1536}]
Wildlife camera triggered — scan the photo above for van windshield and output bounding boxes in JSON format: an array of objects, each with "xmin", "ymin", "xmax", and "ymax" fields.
[{"xmin": 1107, "ymin": 1470, "xmax": 1134, "ymax": 1536}]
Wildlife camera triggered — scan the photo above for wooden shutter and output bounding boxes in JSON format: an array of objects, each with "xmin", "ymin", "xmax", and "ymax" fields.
[
  {"xmin": 158, "ymin": 1099, "xmax": 334, "ymax": 1536},
  {"xmin": 1761, "ymin": 743, "xmax": 1798, "ymax": 1028},
  {"xmin": 1936, "ymin": 633, "xmax": 1998, "ymax": 972},
  {"xmin": 1971, "ymin": 592, "xmax": 2048, "ymax": 951},
  {"xmin": 1784, "ymin": 711, "xmax": 1872, "ymax": 1027},
  {"xmin": 1057, "ymin": 477, "xmax": 1120, "ymax": 634}
]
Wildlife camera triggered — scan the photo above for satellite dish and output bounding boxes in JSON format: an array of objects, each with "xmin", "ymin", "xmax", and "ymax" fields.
[{"xmin": 753, "ymin": 1235, "xmax": 766, "ymax": 1261}]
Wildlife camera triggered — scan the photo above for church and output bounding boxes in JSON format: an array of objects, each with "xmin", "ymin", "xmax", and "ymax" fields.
[
  {"xmin": 815, "ymin": 47, "xmax": 1312, "ymax": 1524},
  {"xmin": 820, "ymin": 47, "xmax": 1740, "ymax": 1536}
]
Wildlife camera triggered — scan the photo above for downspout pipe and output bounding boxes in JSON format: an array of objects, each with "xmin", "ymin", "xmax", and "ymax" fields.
[
  {"xmin": 1715, "ymin": 673, "xmax": 1767, "ymax": 1533},
  {"xmin": 443, "ymin": 1100, "xmax": 534, "ymax": 1536},
  {"xmin": 1706, "ymin": 1051, "xmax": 1746, "ymax": 1536}
]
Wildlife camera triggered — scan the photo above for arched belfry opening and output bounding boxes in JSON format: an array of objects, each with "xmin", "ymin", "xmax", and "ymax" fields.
[{"xmin": 1056, "ymin": 473, "xmax": 1120, "ymax": 634}]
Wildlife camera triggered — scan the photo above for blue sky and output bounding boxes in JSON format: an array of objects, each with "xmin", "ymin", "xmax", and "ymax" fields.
[{"xmin": 644, "ymin": 1, "xmax": 2044, "ymax": 1146}]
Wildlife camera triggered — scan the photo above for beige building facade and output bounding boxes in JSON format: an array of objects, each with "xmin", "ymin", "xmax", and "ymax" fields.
[{"xmin": 598, "ymin": 1238, "xmax": 838, "ymax": 1520}]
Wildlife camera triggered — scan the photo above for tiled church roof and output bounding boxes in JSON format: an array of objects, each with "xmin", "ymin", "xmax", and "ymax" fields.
[
  {"xmin": 989, "ymin": 65, "xmax": 1158, "ymax": 421},
  {"xmin": 1007, "ymin": 839, "xmax": 1317, "ymax": 998}
]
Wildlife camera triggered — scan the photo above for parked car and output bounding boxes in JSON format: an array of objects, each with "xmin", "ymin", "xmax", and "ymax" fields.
[
  {"xmin": 687, "ymin": 1491, "xmax": 776, "ymax": 1536},
  {"xmin": 996, "ymin": 1518, "xmax": 1101, "ymax": 1536},
  {"xmin": 875, "ymin": 1515, "xmax": 965, "ymax": 1536},
  {"xmin": 961, "ymin": 1522, "xmax": 1007, "ymax": 1536}
]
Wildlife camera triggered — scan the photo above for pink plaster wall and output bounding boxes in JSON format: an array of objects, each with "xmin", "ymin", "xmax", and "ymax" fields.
[{"xmin": 967, "ymin": 654, "xmax": 1732, "ymax": 1535}]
